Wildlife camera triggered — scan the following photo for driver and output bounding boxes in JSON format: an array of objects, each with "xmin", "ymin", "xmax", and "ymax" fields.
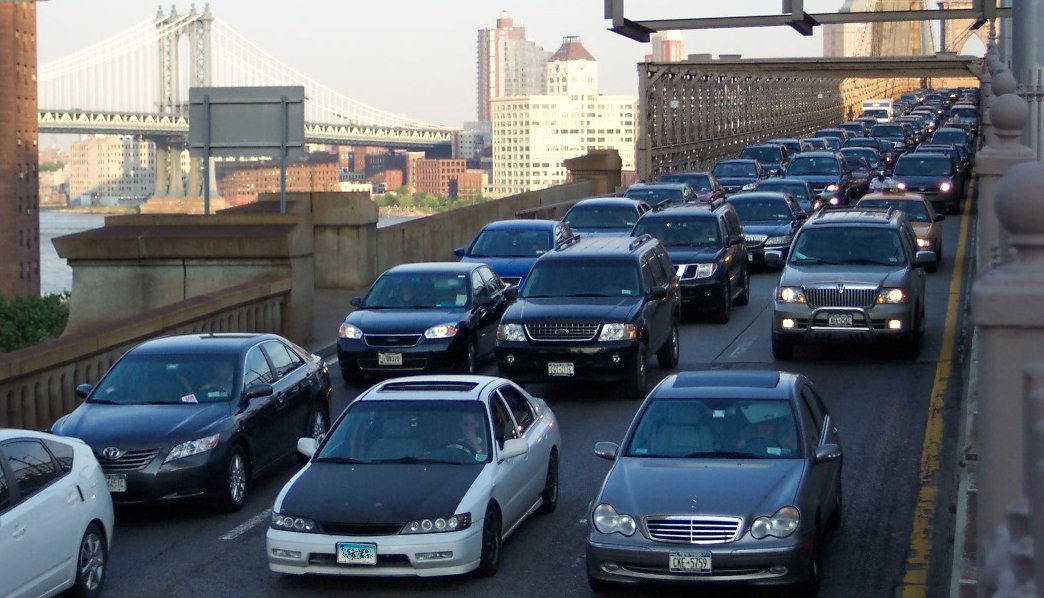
[
  {"xmin": 737, "ymin": 403, "xmax": 797, "ymax": 455},
  {"xmin": 450, "ymin": 412, "xmax": 486, "ymax": 455}
]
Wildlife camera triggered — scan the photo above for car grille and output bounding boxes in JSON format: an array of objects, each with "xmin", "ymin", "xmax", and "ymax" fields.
[
  {"xmin": 525, "ymin": 323, "xmax": 599, "ymax": 341},
  {"xmin": 96, "ymin": 448, "xmax": 158, "ymax": 472},
  {"xmin": 320, "ymin": 522, "xmax": 402, "ymax": 536},
  {"xmin": 645, "ymin": 516, "xmax": 743, "ymax": 544},
  {"xmin": 805, "ymin": 286, "xmax": 877, "ymax": 308},
  {"xmin": 364, "ymin": 334, "xmax": 421, "ymax": 347},
  {"xmin": 744, "ymin": 234, "xmax": 768, "ymax": 248}
]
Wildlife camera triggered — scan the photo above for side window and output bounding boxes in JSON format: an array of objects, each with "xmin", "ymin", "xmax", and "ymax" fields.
[
  {"xmin": 261, "ymin": 341, "xmax": 304, "ymax": 381},
  {"xmin": 489, "ymin": 397, "xmax": 519, "ymax": 449},
  {"xmin": 0, "ymin": 462, "xmax": 9, "ymax": 513},
  {"xmin": 657, "ymin": 247, "xmax": 675, "ymax": 279},
  {"xmin": 4, "ymin": 440, "xmax": 60, "ymax": 499},
  {"xmin": 640, "ymin": 256, "xmax": 657, "ymax": 289},
  {"xmin": 243, "ymin": 346, "xmax": 274, "ymax": 388},
  {"xmin": 478, "ymin": 266, "xmax": 502, "ymax": 296},
  {"xmin": 645, "ymin": 251, "xmax": 668, "ymax": 286},
  {"xmin": 498, "ymin": 386, "xmax": 536, "ymax": 435},
  {"xmin": 44, "ymin": 439, "xmax": 74, "ymax": 474},
  {"xmin": 471, "ymin": 271, "xmax": 489, "ymax": 301},
  {"xmin": 799, "ymin": 388, "xmax": 824, "ymax": 444}
]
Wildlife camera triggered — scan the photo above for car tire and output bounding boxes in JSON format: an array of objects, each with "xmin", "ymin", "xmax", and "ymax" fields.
[
  {"xmin": 624, "ymin": 342, "xmax": 647, "ymax": 400},
  {"xmin": 70, "ymin": 523, "xmax": 107, "ymax": 598},
  {"xmin": 217, "ymin": 445, "xmax": 249, "ymax": 512},
  {"xmin": 340, "ymin": 368, "xmax": 363, "ymax": 385},
  {"xmin": 656, "ymin": 320, "xmax": 680, "ymax": 369},
  {"xmin": 714, "ymin": 280, "xmax": 732, "ymax": 324},
  {"xmin": 772, "ymin": 336, "xmax": 794, "ymax": 360},
  {"xmin": 735, "ymin": 266, "xmax": 750, "ymax": 306},
  {"xmin": 298, "ymin": 402, "xmax": 329, "ymax": 465},
  {"xmin": 458, "ymin": 338, "xmax": 479, "ymax": 375},
  {"xmin": 900, "ymin": 305, "xmax": 925, "ymax": 360},
  {"xmin": 539, "ymin": 450, "xmax": 559, "ymax": 514},
  {"xmin": 926, "ymin": 260, "xmax": 938, "ymax": 273},
  {"xmin": 799, "ymin": 538, "xmax": 823, "ymax": 596},
  {"xmin": 476, "ymin": 504, "xmax": 502, "ymax": 577}
]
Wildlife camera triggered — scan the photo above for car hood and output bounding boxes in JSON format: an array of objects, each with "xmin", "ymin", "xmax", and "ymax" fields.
[
  {"xmin": 459, "ymin": 256, "xmax": 537, "ymax": 280},
  {"xmin": 598, "ymin": 457, "xmax": 804, "ymax": 517},
  {"xmin": 347, "ymin": 308, "xmax": 466, "ymax": 332},
  {"xmin": 505, "ymin": 297, "xmax": 640, "ymax": 323},
  {"xmin": 780, "ymin": 264, "xmax": 908, "ymax": 288},
  {"xmin": 665, "ymin": 247, "xmax": 722, "ymax": 264},
  {"xmin": 741, "ymin": 222, "xmax": 793, "ymax": 237},
  {"xmin": 278, "ymin": 462, "xmax": 484, "ymax": 523},
  {"xmin": 52, "ymin": 402, "xmax": 231, "ymax": 448}
]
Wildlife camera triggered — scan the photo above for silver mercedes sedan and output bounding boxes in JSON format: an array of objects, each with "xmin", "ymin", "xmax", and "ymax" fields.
[{"xmin": 586, "ymin": 370, "xmax": 842, "ymax": 593}]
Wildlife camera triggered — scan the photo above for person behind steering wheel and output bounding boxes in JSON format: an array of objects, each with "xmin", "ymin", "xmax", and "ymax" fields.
[
  {"xmin": 737, "ymin": 402, "xmax": 798, "ymax": 456},
  {"xmin": 444, "ymin": 412, "xmax": 488, "ymax": 460}
]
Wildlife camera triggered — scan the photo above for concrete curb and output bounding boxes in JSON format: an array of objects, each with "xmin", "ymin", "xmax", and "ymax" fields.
[{"xmin": 950, "ymin": 326, "xmax": 979, "ymax": 597}]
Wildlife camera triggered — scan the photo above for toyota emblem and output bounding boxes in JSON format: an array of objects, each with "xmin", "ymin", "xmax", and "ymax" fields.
[{"xmin": 102, "ymin": 447, "xmax": 122, "ymax": 460}]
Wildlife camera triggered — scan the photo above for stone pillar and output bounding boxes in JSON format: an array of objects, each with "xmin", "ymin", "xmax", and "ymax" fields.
[
  {"xmin": 563, "ymin": 149, "xmax": 623, "ymax": 196},
  {"xmin": 154, "ymin": 145, "xmax": 169, "ymax": 196},
  {"xmin": 187, "ymin": 155, "xmax": 203, "ymax": 198},
  {"xmin": 309, "ymin": 192, "xmax": 379, "ymax": 289},
  {"xmin": 975, "ymin": 92, "xmax": 1035, "ymax": 272},
  {"xmin": 972, "ymin": 160, "xmax": 1044, "ymax": 568},
  {"xmin": 169, "ymin": 148, "xmax": 184, "ymax": 196}
]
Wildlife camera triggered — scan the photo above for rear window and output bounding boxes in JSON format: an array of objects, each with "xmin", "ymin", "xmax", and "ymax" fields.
[
  {"xmin": 713, "ymin": 162, "xmax": 757, "ymax": 178},
  {"xmin": 870, "ymin": 125, "xmax": 904, "ymax": 137},
  {"xmin": 894, "ymin": 156, "xmax": 953, "ymax": 176},
  {"xmin": 659, "ymin": 173, "xmax": 712, "ymax": 192},
  {"xmin": 563, "ymin": 204, "xmax": 639, "ymax": 230}
]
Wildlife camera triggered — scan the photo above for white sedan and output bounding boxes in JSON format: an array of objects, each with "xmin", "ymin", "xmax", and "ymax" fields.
[
  {"xmin": 0, "ymin": 429, "xmax": 114, "ymax": 598},
  {"xmin": 267, "ymin": 375, "xmax": 560, "ymax": 577}
]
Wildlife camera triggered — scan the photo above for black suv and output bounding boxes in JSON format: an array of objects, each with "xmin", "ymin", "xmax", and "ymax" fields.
[
  {"xmin": 630, "ymin": 203, "xmax": 749, "ymax": 323},
  {"xmin": 496, "ymin": 235, "xmax": 681, "ymax": 399}
]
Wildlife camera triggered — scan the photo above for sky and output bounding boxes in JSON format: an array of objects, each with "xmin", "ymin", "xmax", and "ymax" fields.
[{"xmin": 36, "ymin": 1, "xmax": 852, "ymax": 129}]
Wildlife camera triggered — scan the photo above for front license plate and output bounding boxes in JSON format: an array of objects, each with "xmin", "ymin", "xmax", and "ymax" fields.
[
  {"xmin": 105, "ymin": 474, "xmax": 126, "ymax": 493},
  {"xmin": 828, "ymin": 313, "xmax": 853, "ymax": 327},
  {"xmin": 377, "ymin": 352, "xmax": 402, "ymax": 366},
  {"xmin": 548, "ymin": 362, "xmax": 574, "ymax": 377},
  {"xmin": 669, "ymin": 550, "xmax": 712, "ymax": 573},
  {"xmin": 336, "ymin": 542, "xmax": 377, "ymax": 565}
]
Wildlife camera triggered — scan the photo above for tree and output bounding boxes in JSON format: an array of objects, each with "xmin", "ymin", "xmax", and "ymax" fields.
[{"xmin": 0, "ymin": 293, "xmax": 69, "ymax": 353}]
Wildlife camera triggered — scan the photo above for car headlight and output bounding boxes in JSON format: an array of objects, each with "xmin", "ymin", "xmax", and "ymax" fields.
[
  {"xmin": 164, "ymin": 433, "xmax": 220, "ymax": 463},
  {"xmin": 741, "ymin": 182, "xmax": 757, "ymax": 191},
  {"xmin": 592, "ymin": 503, "xmax": 636, "ymax": 536},
  {"xmin": 896, "ymin": 182, "xmax": 907, "ymax": 190},
  {"xmin": 750, "ymin": 506, "xmax": 800, "ymax": 539},
  {"xmin": 939, "ymin": 182, "xmax": 953, "ymax": 192},
  {"xmin": 777, "ymin": 287, "xmax": 806, "ymax": 303},
  {"xmin": 401, "ymin": 513, "xmax": 471, "ymax": 534},
  {"xmin": 692, "ymin": 263, "xmax": 716, "ymax": 279},
  {"xmin": 825, "ymin": 184, "xmax": 839, "ymax": 192},
  {"xmin": 338, "ymin": 323, "xmax": 362, "ymax": 339},
  {"xmin": 877, "ymin": 288, "xmax": 908, "ymax": 304},
  {"xmin": 598, "ymin": 323, "xmax": 638, "ymax": 341},
  {"xmin": 916, "ymin": 237, "xmax": 930, "ymax": 248},
  {"xmin": 424, "ymin": 323, "xmax": 458, "ymax": 339},
  {"xmin": 828, "ymin": 197, "xmax": 840, "ymax": 206},
  {"xmin": 497, "ymin": 323, "xmax": 526, "ymax": 342},
  {"xmin": 764, "ymin": 236, "xmax": 792, "ymax": 246},
  {"xmin": 271, "ymin": 512, "xmax": 318, "ymax": 533}
]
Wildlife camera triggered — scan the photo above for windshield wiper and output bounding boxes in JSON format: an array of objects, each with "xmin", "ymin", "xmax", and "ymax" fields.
[
  {"xmin": 685, "ymin": 451, "xmax": 769, "ymax": 459},
  {"xmin": 86, "ymin": 398, "xmax": 119, "ymax": 404},
  {"xmin": 790, "ymin": 257, "xmax": 830, "ymax": 264},
  {"xmin": 370, "ymin": 457, "xmax": 461, "ymax": 465},
  {"xmin": 314, "ymin": 456, "xmax": 366, "ymax": 464},
  {"xmin": 838, "ymin": 258, "xmax": 891, "ymax": 265}
]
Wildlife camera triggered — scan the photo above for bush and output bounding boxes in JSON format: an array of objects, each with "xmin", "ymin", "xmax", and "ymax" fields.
[{"xmin": 0, "ymin": 293, "xmax": 70, "ymax": 353}]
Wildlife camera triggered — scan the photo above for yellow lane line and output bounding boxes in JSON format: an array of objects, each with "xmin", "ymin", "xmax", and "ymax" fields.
[{"xmin": 901, "ymin": 190, "xmax": 973, "ymax": 596}]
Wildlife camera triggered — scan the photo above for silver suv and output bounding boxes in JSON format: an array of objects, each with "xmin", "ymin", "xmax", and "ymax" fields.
[{"xmin": 765, "ymin": 208, "xmax": 935, "ymax": 360}]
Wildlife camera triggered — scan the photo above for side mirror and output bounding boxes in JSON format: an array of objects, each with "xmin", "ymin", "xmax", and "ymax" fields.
[
  {"xmin": 500, "ymin": 438, "xmax": 529, "ymax": 460},
  {"xmin": 914, "ymin": 250, "xmax": 937, "ymax": 267},
  {"xmin": 934, "ymin": 214, "xmax": 945, "ymax": 222},
  {"xmin": 350, "ymin": 297, "xmax": 362, "ymax": 308},
  {"xmin": 815, "ymin": 443, "xmax": 843, "ymax": 462},
  {"xmin": 297, "ymin": 437, "xmax": 317, "ymax": 459},
  {"xmin": 594, "ymin": 441, "xmax": 619, "ymax": 461},
  {"xmin": 648, "ymin": 286, "xmax": 669, "ymax": 300},
  {"xmin": 730, "ymin": 234, "xmax": 743, "ymax": 246},
  {"xmin": 243, "ymin": 383, "xmax": 274, "ymax": 401},
  {"xmin": 453, "ymin": 247, "xmax": 466, "ymax": 258},
  {"xmin": 504, "ymin": 286, "xmax": 519, "ymax": 300},
  {"xmin": 764, "ymin": 250, "xmax": 784, "ymax": 266},
  {"xmin": 76, "ymin": 384, "xmax": 92, "ymax": 399}
]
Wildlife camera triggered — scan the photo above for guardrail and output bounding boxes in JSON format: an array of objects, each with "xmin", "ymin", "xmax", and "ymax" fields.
[{"xmin": 0, "ymin": 276, "xmax": 291, "ymax": 431}]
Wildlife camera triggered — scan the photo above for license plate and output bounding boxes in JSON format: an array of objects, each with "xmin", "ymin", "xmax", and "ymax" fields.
[
  {"xmin": 669, "ymin": 550, "xmax": 712, "ymax": 573},
  {"xmin": 105, "ymin": 474, "xmax": 126, "ymax": 493},
  {"xmin": 747, "ymin": 253, "xmax": 754, "ymax": 262},
  {"xmin": 828, "ymin": 313, "xmax": 853, "ymax": 327},
  {"xmin": 377, "ymin": 352, "xmax": 402, "ymax": 366},
  {"xmin": 548, "ymin": 362, "xmax": 574, "ymax": 377},
  {"xmin": 336, "ymin": 542, "xmax": 377, "ymax": 565}
]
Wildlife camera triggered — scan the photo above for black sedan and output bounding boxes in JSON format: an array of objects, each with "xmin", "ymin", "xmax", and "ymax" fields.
[
  {"xmin": 337, "ymin": 262, "xmax": 515, "ymax": 382},
  {"xmin": 711, "ymin": 159, "xmax": 768, "ymax": 196},
  {"xmin": 50, "ymin": 333, "xmax": 333, "ymax": 511},
  {"xmin": 586, "ymin": 370, "xmax": 843, "ymax": 593},
  {"xmin": 725, "ymin": 192, "xmax": 807, "ymax": 265}
]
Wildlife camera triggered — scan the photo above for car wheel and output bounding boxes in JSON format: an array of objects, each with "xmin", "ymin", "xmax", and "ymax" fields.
[
  {"xmin": 70, "ymin": 523, "xmax": 107, "ymax": 598},
  {"xmin": 656, "ymin": 320, "xmax": 680, "ymax": 369},
  {"xmin": 340, "ymin": 368, "xmax": 363, "ymax": 385},
  {"xmin": 714, "ymin": 280, "xmax": 731, "ymax": 324},
  {"xmin": 772, "ymin": 336, "xmax": 794, "ymax": 360},
  {"xmin": 735, "ymin": 266, "xmax": 750, "ymax": 306},
  {"xmin": 539, "ymin": 450, "xmax": 559, "ymax": 514},
  {"xmin": 476, "ymin": 504, "xmax": 502, "ymax": 577},
  {"xmin": 298, "ymin": 403, "xmax": 329, "ymax": 465},
  {"xmin": 217, "ymin": 445, "xmax": 248, "ymax": 512},
  {"xmin": 926, "ymin": 260, "xmax": 938, "ymax": 273},
  {"xmin": 458, "ymin": 338, "xmax": 479, "ymax": 374},
  {"xmin": 900, "ymin": 305, "xmax": 924, "ymax": 360},
  {"xmin": 624, "ymin": 342, "xmax": 647, "ymax": 400},
  {"xmin": 799, "ymin": 538, "xmax": 823, "ymax": 596}
]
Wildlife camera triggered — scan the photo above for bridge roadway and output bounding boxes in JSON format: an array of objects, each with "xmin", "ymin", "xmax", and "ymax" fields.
[{"xmin": 100, "ymin": 205, "xmax": 973, "ymax": 597}]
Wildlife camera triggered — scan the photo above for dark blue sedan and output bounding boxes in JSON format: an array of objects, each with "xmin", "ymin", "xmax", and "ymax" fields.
[
  {"xmin": 725, "ymin": 192, "xmax": 807, "ymax": 265},
  {"xmin": 455, "ymin": 219, "xmax": 572, "ymax": 288}
]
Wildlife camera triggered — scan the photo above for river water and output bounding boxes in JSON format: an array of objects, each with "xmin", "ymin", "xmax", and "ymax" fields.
[{"xmin": 39, "ymin": 211, "xmax": 423, "ymax": 297}]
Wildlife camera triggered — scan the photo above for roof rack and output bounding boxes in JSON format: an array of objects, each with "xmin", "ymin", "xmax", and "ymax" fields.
[{"xmin": 629, "ymin": 234, "xmax": 654, "ymax": 251}]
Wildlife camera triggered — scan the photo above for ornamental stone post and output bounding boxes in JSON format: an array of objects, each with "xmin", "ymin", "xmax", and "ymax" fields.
[{"xmin": 972, "ymin": 161, "xmax": 1044, "ymax": 572}]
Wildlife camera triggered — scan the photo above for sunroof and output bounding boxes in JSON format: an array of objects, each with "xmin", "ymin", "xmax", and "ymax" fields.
[
  {"xmin": 673, "ymin": 370, "xmax": 780, "ymax": 389},
  {"xmin": 378, "ymin": 381, "xmax": 479, "ymax": 393}
]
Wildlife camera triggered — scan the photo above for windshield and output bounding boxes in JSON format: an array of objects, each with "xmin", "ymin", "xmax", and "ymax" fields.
[
  {"xmin": 858, "ymin": 199, "xmax": 930, "ymax": 222},
  {"xmin": 739, "ymin": 147, "xmax": 780, "ymax": 163},
  {"xmin": 659, "ymin": 173, "xmax": 712, "ymax": 192},
  {"xmin": 950, "ymin": 108, "xmax": 977, "ymax": 120},
  {"xmin": 786, "ymin": 157, "xmax": 839, "ymax": 176},
  {"xmin": 363, "ymin": 272, "xmax": 470, "ymax": 309},
  {"xmin": 625, "ymin": 187, "xmax": 682, "ymax": 206},
  {"xmin": 790, "ymin": 227, "xmax": 907, "ymax": 266},
  {"xmin": 870, "ymin": 124, "xmax": 904, "ymax": 137},
  {"xmin": 317, "ymin": 400, "xmax": 492, "ymax": 465},
  {"xmin": 841, "ymin": 149, "xmax": 878, "ymax": 164},
  {"xmin": 712, "ymin": 162, "xmax": 756, "ymax": 178},
  {"xmin": 862, "ymin": 109, "xmax": 888, "ymax": 119},
  {"xmin": 469, "ymin": 228, "xmax": 551, "ymax": 258},
  {"xmin": 523, "ymin": 260, "xmax": 640, "ymax": 298},
  {"xmin": 932, "ymin": 131, "xmax": 966, "ymax": 145},
  {"xmin": 893, "ymin": 156, "xmax": 953, "ymax": 176},
  {"xmin": 89, "ymin": 353, "xmax": 238, "ymax": 405},
  {"xmin": 632, "ymin": 217, "xmax": 720, "ymax": 248},
  {"xmin": 563, "ymin": 204, "xmax": 638, "ymax": 230},
  {"xmin": 625, "ymin": 398, "xmax": 801, "ymax": 459},
  {"xmin": 728, "ymin": 198, "xmax": 793, "ymax": 222}
]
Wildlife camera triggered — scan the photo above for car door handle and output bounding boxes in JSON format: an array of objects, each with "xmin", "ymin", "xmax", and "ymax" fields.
[
  {"xmin": 67, "ymin": 488, "xmax": 80, "ymax": 505},
  {"xmin": 12, "ymin": 524, "xmax": 26, "ymax": 539}
]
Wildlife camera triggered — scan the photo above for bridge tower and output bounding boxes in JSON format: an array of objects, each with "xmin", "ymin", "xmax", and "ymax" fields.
[
  {"xmin": 938, "ymin": 0, "xmax": 990, "ymax": 53},
  {"xmin": 154, "ymin": 5, "xmax": 212, "ymax": 198},
  {"xmin": 871, "ymin": 0, "xmax": 934, "ymax": 57}
]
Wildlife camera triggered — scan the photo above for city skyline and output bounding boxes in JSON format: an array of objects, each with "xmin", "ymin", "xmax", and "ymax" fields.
[{"xmin": 36, "ymin": 1, "xmax": 845, "ymax": 129}]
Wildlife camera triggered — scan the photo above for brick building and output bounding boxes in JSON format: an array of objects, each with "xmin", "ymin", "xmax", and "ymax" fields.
[
  {"xmin": 215, "ymin": 153, "xmax": 340, "ymax": 205},
  {"xmin": 414, "ymin": 159, "xmax": 485, "ymax": 200}
]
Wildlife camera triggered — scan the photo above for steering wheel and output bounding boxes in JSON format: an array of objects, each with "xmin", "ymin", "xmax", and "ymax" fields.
[
  {"xmin": 441, "ymin": 443, "xmax": 477, "ymax": 460},
  {"xmin": 742, "ymin": 437, "xmax": 783, "ymax": 456}
]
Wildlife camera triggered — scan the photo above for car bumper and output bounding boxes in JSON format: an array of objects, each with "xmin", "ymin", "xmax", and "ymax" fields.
[
  {"xmin": 267, "ymin": 526, "xmax": 483, "ymax": 577},
  {"xmin": 586, "ymin": 536, "xmax": 811, "ymax": 587},
  {"xmin": 745, "ymin": 245, "xmax": 790, "ymax": 265},
  {"xmin": 772, "ymin": 303, "xmax": 915, "ymax": 344},
  {"xmin": 337, "ymin": 337, "xmax": 463, "ymax": 376},
  {"xmin": 496, "ymin": 341, "xmax": 640, "ymax": 383},
  {"xmin": 679, "ymin": 278, "xmax": 727, "ymax": 310},
  {"xmin": 99, "ymin": 447, "xmax": 229, "ymax": 505}
]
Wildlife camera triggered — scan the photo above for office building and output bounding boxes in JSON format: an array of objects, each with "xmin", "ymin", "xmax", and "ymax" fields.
[
  {"xmin": 69, "ymin": 136, "xmax": 156, "ymax": 206},
  {"xmin": 214, "ymin": 153, "xmax": 339, "ymax": 205},
  {"xmin": 476, "ymin": 10, "xmax": 550, "ymax": 122},
  {"xmin": 646, "ymin": 31, "xmax": 686, "ymax": 62}
]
